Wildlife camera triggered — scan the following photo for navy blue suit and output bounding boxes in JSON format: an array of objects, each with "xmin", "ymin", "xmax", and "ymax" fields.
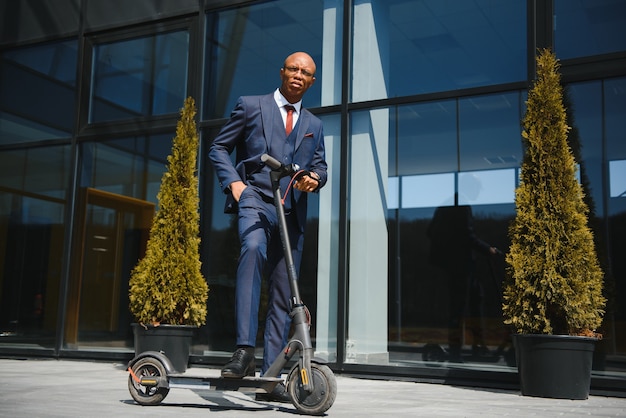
[{"xmin": 209, "ymin": 92, "xmax": 327, "ymax": 374}]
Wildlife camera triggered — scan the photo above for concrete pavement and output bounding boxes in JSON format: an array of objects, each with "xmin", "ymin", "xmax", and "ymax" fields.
[{"xmin": 1, "ymin": 357, "xmax": 625, "ymax": 417}]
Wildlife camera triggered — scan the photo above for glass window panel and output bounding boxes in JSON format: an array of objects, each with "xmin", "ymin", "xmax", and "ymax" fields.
[
  {"xmin": 71, "ymin": 135, "xmax": 171, "ymax": 350},
  {"xmin": 352, "ymin": 0, "xmax": 526, "ymax": 102},
  {"xmin": 555, "ymin": 0, "xmax": 626, "ymax": 60},
  {"xmin": 388, "ymin": 91, "xmax": 522, "ymax": 369},
  {"xmin": 200, "ymin": 125, "xmax": 240, "ymax": 354},
  {"xmin": 2, "ymin": 41, "xmax": 77, "ymax": 85},
  {"xmin": 347, "ymin": 108, "xmax": 391, "ymax": 364},
  {"xmin": 605, "ymin": 77, "xmax": 626, "ymax": 215},
  {"xmin": 90, "ymin": 30, "xmax": 189, "ymax": 123},
  {"xmin": 84, "ymin": 0, "xmax": 197, "ymax": 31},
  {"xmin": 0, "ymin": 40, "xmax": 77, "ymax": 144},
  {"xmin": 402, "ymin": 172, "xmax": 454, "ymax": 208},
  {"xmin": 80, "ymin": 134, "xmax": 171, "ymax": 202},
  {"xmin": 0, "ymin": 144, "xmax": 69, "ymax": 348},
  {"xmin": 610, "ymin": 160, "xmax": 626, "ymax": 198},
  {"xmin": 0, "ymin": 145, "xmax": 70, "ymax": 202},
  {"xmin": 388, "ymin": 177, "xmax": 399, "ymax": 209},
  {"xmin": 459, "ymin": 92, "xmax": 522, "ymax": 172},
  {"xmin": 204, "ymin": 0, "xmax": 342, "ymax": 119},
  {"xmin": 308, "ymin": 112, "xmax": 341, "ymax": 362},
  {"xmin": 458, "ymin": 169, "xmax": 515, "ymax": 205},
  {"xmin": 605, "ymin": 77, "xmax": 626, "ymax": 162},
  {"xmin": 604, "ymin": 77, "xmax": 626, "ymax": 360},
  {"xmin": 566, "ymin": 81, "xmax": 604, "ymax": 215},
  {"xmin": 396, "ymin": 100, "xmax": 457, "ymax": 176}
]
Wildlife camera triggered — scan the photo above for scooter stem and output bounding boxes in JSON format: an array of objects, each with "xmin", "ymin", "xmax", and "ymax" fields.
[{"xmin": 262, "ymin": 154, "xmax": 314, "ymax": 390}]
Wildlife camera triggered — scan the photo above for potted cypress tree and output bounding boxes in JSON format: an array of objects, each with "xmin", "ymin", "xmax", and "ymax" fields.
[
  {"xmin": 502, "ymin": 49, "xmax": 605, "ymax": 399},
  {"xmin": 128, "ymin": 97, "xmax": 209, "ymax": 373}
]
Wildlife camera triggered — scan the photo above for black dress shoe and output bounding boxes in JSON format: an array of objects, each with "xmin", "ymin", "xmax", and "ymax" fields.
[
  {"xmin": 256, "ymin": 382, "xmax": 291, "ymax": 403},
  {"xmin": 221, "ymin": 348, "xmax": 256, "ymax": 378}
]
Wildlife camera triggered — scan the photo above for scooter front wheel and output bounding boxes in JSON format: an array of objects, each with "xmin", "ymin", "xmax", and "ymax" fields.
[
  {"xmin": 287, "ymin": 363, "xmax": 337, "ymax": 416},
  {"xmin": 128, "ymin": 357, "xmax": 170, "ymax": 405}
]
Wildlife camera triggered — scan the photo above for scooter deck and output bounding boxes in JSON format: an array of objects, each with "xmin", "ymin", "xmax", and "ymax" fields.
[{"xmin": 166, "ymin": 374, "xmax": 283, "ymax": 393}]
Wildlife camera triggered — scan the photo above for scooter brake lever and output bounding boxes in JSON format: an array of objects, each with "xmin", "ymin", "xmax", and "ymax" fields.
[{"xmin": 292, "ymin": 170, "xmax": 310, "ymax": 181}]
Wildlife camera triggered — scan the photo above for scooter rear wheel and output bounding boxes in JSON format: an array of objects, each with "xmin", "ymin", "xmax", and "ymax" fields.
[
  {"xmin": 128, "ymin": 357, "xmax": 170, "ymax": 405},
  {"xmin": 287, "ymin": 363, "xmax": 337, "ymax": 415}
]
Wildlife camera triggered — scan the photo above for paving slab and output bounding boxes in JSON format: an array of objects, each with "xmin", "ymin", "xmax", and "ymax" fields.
[{"xmin": 1, "ymin": 358, "xmax": 625, "ymax": 417}]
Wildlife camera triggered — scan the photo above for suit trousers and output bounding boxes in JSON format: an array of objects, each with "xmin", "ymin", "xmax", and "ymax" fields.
[{"xmin": 235, "ymin": 186, "xmax": 304, "ymax": 374}]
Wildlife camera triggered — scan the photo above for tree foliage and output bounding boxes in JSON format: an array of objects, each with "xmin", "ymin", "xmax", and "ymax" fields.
[
  {"xmin": 502, "ymin": 49, "xmax": 605, "ymax": 336},
  {"xmin": 129, "ymin": 97, "xmax": 209, "ymax": 326}
]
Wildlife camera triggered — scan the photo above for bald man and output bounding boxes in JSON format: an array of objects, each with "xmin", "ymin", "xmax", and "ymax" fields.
[{"xmin": 209, "ymin": 52, "xmax": 327, "ymax": 401}]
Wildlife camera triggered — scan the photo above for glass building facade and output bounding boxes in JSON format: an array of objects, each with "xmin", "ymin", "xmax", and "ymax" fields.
[{"xmin": 1, "ymin": 0, "xmax": 625, "ymax": 393}]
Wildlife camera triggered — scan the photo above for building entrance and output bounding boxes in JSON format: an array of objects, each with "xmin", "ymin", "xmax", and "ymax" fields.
[{"xmin": 65, "ymin": 188, "xmax": 153, "ymax": 348}]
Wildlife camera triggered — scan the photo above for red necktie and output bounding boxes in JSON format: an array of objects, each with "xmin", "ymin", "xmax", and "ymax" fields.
[{"xmin": 285, "ymin": 105, "xmax": 295, "ymax": 136}]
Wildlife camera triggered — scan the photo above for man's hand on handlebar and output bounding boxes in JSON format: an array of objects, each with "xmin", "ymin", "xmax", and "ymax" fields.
[{"xmin": 294, "ymin": 172, "xmax": 320, "ymax": 193}]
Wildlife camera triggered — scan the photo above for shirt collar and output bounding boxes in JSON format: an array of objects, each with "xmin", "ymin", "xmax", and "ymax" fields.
[{"xmin": 274, "ymin": 88, "xmax": 302, "ymax": 113}]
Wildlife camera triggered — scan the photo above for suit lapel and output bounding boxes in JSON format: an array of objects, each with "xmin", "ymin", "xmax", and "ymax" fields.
[
  {"xmin": 260, "ymin": 94, "xmax": 277, "ymax": 151},
  {"xmin": 261, "ymin": 94, "xmax": 310, "ymax": 152}
]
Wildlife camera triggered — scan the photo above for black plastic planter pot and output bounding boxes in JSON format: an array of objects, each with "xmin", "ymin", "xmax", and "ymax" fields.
[
  {"xmin": 513, "ymin": 334, "xmax": 597, "ymax": 400},
  {"xmin": 132, "ymin": 323, "xmax": 195, "ymax": 373}
]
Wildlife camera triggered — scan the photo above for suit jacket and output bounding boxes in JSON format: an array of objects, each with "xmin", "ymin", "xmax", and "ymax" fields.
[{"xmin": 209, "ymin": 93, "xmax": 327, "ymax": 230}]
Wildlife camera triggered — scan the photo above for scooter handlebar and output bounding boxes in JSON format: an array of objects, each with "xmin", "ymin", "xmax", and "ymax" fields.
[
  {"xmin": 261, "ymin": 154, "xmax": 301, "ymax": 176},
  {"xmin": 261, "ymin": 153, "xmax": 282, "ymax": 170}
]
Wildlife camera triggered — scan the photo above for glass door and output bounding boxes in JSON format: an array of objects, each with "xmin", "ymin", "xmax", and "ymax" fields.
[{"xmin": 65, "ymin": 188, "xmax": 153, "ymax": 349}]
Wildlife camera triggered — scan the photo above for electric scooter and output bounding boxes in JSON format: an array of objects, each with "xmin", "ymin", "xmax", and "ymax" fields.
[{"xmin": 127, "ymin": 154, "xmax": 337, "ymax": 416}]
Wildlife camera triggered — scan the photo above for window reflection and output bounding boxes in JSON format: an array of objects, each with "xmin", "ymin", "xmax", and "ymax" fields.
[
  {"xmin": 565, "ymin": 81, "xmax": 604, "ymax": 215},
  {"xmin": 390, "ymin": 168, "xmax": 516, "ymax": 210},
  {"xmin": 65, "ymin": 136, "xmax": 170, "ymax": 348},
  {"xmin": 80, "ymin": 135, "xmax": 171, "ymax": 203},
  {"xmin": 0, "ymin": 40, "xmax": 77, "ymax": 144},
  {"xmin": 458, "ymin": 169, "xmax": 515, "ymax": 205},
  {"xmin": 400, "ymin": 172, "xmax": 454, "ymax": 209},
  {"xmin": 459, "ymin": 92, "xmax": 522, "ymax": 172},
  {"xmin": 0, "ymin": 144, "xmax": 70, "ymax": 347},
  {"xmin": 610, "ymin": 160, "xmax": 626, "ymax": 198},
  {"xmin": 386, "ymin": 89, "xmax": 522, "ymax": 368},
  {"xmin": 555, "ymin": 0, "xmax": 626, "ymax": 60},
  {"xmin": 391, "ymin": 92, "xmax": 522, "ymax": 210},
  {"xmin": 352, "ymin": 0, "xmax": 526, "ymax": 102},
  {"xmin": 89, "ymin": 30, "xmax": 189, "ymax": 123},
  {"xmin": 605, "ymin": 78, "xmax": 626, "ymax": 171},
  {"xmin": 395, "ymin": 100, "xmax": 457, "ymax": 176},
  {"xmin": 604, "ymin": 77, "xmax": 626, "ymax": 360}
]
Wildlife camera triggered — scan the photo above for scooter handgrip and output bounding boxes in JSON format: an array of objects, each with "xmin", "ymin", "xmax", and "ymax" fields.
[{"xmin": 261, "ymin": 154, "xmax": 282, "ymax": 170}]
